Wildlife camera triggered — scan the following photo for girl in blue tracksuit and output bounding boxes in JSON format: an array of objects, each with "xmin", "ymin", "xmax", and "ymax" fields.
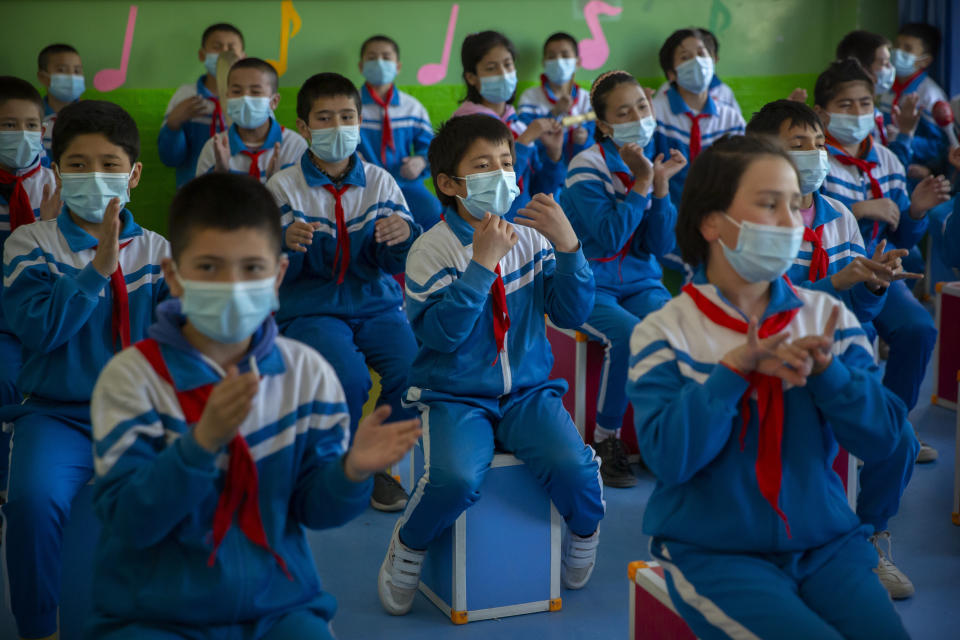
[
  {"xmin": 450, "ymin": 30, "xmax": 567, "ymax": 219},
  {"xmin": 558, "ymin": 70, "xmax": 686, "ymax": 487},
  {"xmin": 627, "ymin": 135, "xmax": 913, "ymax": 640}
]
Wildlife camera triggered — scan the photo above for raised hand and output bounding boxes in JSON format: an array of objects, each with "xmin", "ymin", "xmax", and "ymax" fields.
[
  {"xmin": 165, "ymin": 95, "xmax": 207, "ymax": 131},
  {"xmin": 212, "ymin": 134, "xmax": 231, "ymax": 173},
  {"xmin": 619, "ymin": 142, "xmax": 653, "ymax": 192},
  {"xmin": 192, "ymin": 364, "xmax": 259, "ymax": 453},
  {"xmin": 908, "ymin": 174, "xmax": 951, "ymax": 218},
  {"xmin": 851, "ymin": 198, "xmax": 900, "ymax": 230},
  {"xmin": 790, "ymin": 305, "xmax": 840, "ymax": 376},
  {"xmin": 572, "ymin": 125, "xmax": 589, "ymax": 145},
  {"xmin": 374, "ymin": 214, "xmax": 411, "ymax": 246},
  {"xmin": 342, "ymin": 405, "xmax": 422, "ymax": 483},
  {"xmin": 399, "ymin": 155, "xmax": 427, "ymax": 180},
  {"xmin": 787, "ymin": 88, "xmax": 808, "ymax": 103},
  {"xmin": 285, "ymin": 219, "xmax": 323, "ymax": 252},
  {"xmin": 264, "ymin": 143, "xmax": 282, "ymax": 180},
  {"xmin": 721, "ymin": 317, "xmax": 813, "ymax": 387},
  {"xmin": 515, "ymin": 193, "xmax": 579, "ymax": 253},
  {"xmin": 38, "ymin": 182, "xmax": 62, "ymax": 221},
  {"xmin": 472, "ymin": 212, "xmax": 518, "ymax": 271},
  {"xmin": 891, "ymin": 94, "xmax": 920, "ymax": 136},
  {"xmin": 652, "ymin": 149, "xmax": 687, "ymax": 197},
  {"xmin": 550, "ymin": 93, "xmax": 574, "ymax": 117},
  {"xmin": 92, "ymin": 197, "xmax": 123, "ymax": 277},
  {"xmin": 517, "ymin": 117, "xmax": 562, "ymax": 147}
]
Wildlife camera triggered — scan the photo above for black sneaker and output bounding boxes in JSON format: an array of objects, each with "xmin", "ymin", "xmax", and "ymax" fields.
[
  {"xmin": 371, "ymin": 471, "xmax": 409, "ymax": 512},
  {"xmin": 594, "ymin": 437, "xmax": 637, "ymax": 488}
]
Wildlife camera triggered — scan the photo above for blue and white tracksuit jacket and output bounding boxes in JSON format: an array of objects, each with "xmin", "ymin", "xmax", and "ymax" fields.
[
  {"xmin": 518, "ymin": 80, "xmax": 595, "ymax": 164},
  {"xmin": 158, "ymin": 76, "xmax": 227, "ymax": 187},
  {"xmin": 878, "ymin": 72, "xmax": 949, "ymax": 170},
  {"xmin": 195, "ymin": 119, "xmax": 307, "ymax": 183}
]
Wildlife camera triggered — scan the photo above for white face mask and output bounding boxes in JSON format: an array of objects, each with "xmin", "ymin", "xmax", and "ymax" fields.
[
  {"xmin": 720, "ymin": 214, "xmax": 804, "ymax": 283},
  {"xmin": 826, "ymin": 112, "xmax": 875, "ymax": 145},
  {"xmin": 675, "ymin": 56, "xmax": 714, "ymax": 94},
  {"xmin": 57, "ymin": 167, "xmax": 135, "ymax": 223},
  {"xmin": 608, "ymin": 115, "xmax": 657, "ymax": 148},
  {"xmin": 179, "ymin": 275, "xmax": 279, "ymax": 343},
  {"xmin": 788, "ymin": 149, "xmax": 830, "ymax": 195}
]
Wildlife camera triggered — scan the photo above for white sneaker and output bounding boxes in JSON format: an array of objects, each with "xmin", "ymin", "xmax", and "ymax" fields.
[
  {"xmin": 378, "ymin": 520, "xmax": 426, "ymax": 615},
  {"xmin": 870, "ymin": 531, "xmax": 915, "ymax": 599},
  {"xmin": 916, "ymin": 440, "xmax": 938, "ymax": 463},
  {"xmin": 562, "ymin": 527, "xmax": 599, "ymax": 589}
]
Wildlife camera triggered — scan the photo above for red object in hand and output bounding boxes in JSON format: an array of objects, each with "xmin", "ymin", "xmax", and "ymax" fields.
[{"xmin": 932, "ymin": 100, "xmax": 959, "ymax": 149}]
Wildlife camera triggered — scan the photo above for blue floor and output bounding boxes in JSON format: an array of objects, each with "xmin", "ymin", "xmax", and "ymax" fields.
[{"xmin": 0, "ymin": 368, "xmax": 958, "ymax": 639}]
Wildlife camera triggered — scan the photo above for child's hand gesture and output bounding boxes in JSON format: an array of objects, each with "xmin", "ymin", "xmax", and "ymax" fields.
[
  {"xmin": 515, "ymin": 193, "xmax": 579, "ymax": 253},
  {"xmin": 721, "ymin": 318, "xmax": 813, "ymax": 387},
  {"xmin": 787, "ymin": 88, "xmax": 808, "ymax": 103},
  {"xmin": 517, "ymin": 118, "xmax": 561, "ymax": 147},
  {"xmin": 38, "ymin": 182, "xmax": 62, "ymax": 221},
  {"xmin": 829, "ymin": 240, "xmax": 915, "ymax": 292},
  {"xmin": 852, "ymin": 198, "xmax": 900, "ymax": 230},
  {"xmin": 619, "ymin": 143, "xmax": 653, "ymax": 192},
  {"xmin": 285, "ymin": 220, "xmax": 323, "ymax": 252},
  {"xmin": 264, "ymin": 143, "xmax": 282, "ymax": 180},
  {"xmin": 550, "ymin": 93, "xmax": 574, "ymax": 117},
  {"xmin": 213, "ymin": 134, "xmax": 230, "ymax": 173},
  {"xmin": 892, "ymin": 94, "xmax": 920, "ymax": 136},
  {"xmin": 472, "ymin": 213, "xmax": 518, "ymax": 271},
  {"xmin": 166, "ymin": 96, "xmax": 207, "ymax": 131},
  {"xmin": 400, "ymin": 155, "xmax": 427, "ymax": 180},
  {"xmin": 572, "ymin": 126, "xmax": 589, "ymax": 145},
  {"xmin": 948, "ymin": 146, "xmax": 960, "ymax": 171},
  {"xmin": 790, "ymin": 305, "xmax": 840, "ymax": 376},
  {"xmin": 652, "ymin": 149, "xmax": 687, "ymax": 197},
  {"xmin": 343, "ymin": 405, "xmax": 421, "ymax": 483},
  {"xmin": 908, "ymin": 174, "xmax": 951, "ymax": 218},
  {"xmin": 193, "ymin": 365, "xmax": 259, "ymax": 453},
  {"xmin": 92, "ymin": 198, "xmax": 123, "ymax": 277},
  {"xmin": 374, "ymin": 215, "xmax": 411, "ymax": 246}
]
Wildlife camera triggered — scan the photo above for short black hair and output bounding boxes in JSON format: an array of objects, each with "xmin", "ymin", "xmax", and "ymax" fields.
[
  {"xmin": 201, "ymin": 23, "xmax": 245, "ymax": 48},
  {"xmin": 836, "ymin": 30, "xmax": 890, "ymax": 70},
  {"xmin": 429, "ymin": 114, "xmax": 515, "ymax": 210},
  {"xmin": 52, "ymin": 100, "xmax": 139, "ymax": 165},
  {"xmin": 659, "ymin": 28, "xmax": 706, "ymax": 76},
  {"xmin": 543, "ymin": 32, "xmax": 579, "ymax": 56},
  {"xmin": 361, "ymin": 35, "xmax": 400, "ymax": 59},
  {"xmin": 296, "ymin": 73, "xmax": 361, "ymax": 122},
  {"xmin": 746, "ymin": 99, "xmax": 823, "ymax": 138},
  {"xmin": 698, "ymin": 27, "xmax": 719, "ymax": 58},
  {"xmin": 169, "ymin": 173, "xmax": 282, "ymax": 262},
  {"xmin": 0, "ymin": 76, "xmax": 44, "ymax": 116},
  {"xmin": 461, "ymin": 31, "xmax": 517, "ymax": 105},
  {"xmin": 677, "ymin": 135, "xmax": 796, "ymax": 267},
  {"xmin": 813, "ymin": 58, "xmax": 874, "ymax": 107},
  {"xmin": 228, "ymin": 57, "xmax": 279, "ymax": 93},
  {"xmin": 590, "ymin": 71, "xmax": 640, "ymax": 142},
  {"xmin": 38, "ymin": 44, "xmax": 80, "ymax": 72},
  {"xmin": 898, "ymin": 22, "xmax": 941, "ymax": 58}
]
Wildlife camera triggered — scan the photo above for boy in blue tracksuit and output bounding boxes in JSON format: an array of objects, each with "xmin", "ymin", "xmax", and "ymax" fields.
[
  {"xmin": 0, "ymin": 100, "xmax": 169, "ymax": 639},
  {"xmin": 87, "ymin": 173, "xmax": 420, "ymax": 640},
  {"xmin": 628, "ymin": 135, "xmax": 913, "ymax": 640},
  {"xmin": 750, "ymin": 99, "xmax": 921, "ymax": 599},
  {"xmin": 377, "ymin": 114, "xmax": 605, "ymax": 616},
  {"xmin": 267, "ymin": 73, "xmax": 420, "ymax": 512},
  {"xmin": 559, "ymin": 70, "xmax": 686, "ymax": 488},
  {"xmin": 815, "ymin": 59, "xmax": 950, "ymax": 463},
  {"xmin": 158, "ymin": 23, "xmax": 245, "ymax": 188},
  {"xmin": 35, "ymin": 44, "xmax": 85, "ymax": 166},
  {"xmin": 357, "ymin": 35, "xmax": 441, "ymax": 230}
]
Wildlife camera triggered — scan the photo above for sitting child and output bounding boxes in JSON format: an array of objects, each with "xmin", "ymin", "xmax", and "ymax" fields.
[
  {"xmin": 627, "ymin": 134, "xmax": 913, "ymax": 640},
  {"xmin": 378, "ymin": 114, "xmax": 604, "ymax": 615}
]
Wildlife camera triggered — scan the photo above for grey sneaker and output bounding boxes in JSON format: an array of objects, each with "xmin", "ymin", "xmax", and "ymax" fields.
[
  {"xmin": 870, "ymin": 531, "xmax": 915, "ymax": 599},
  {"xmin": 562, "ymin": 527, "xmax": 599, "ymax": 589},
  {"xmin": 595, "ymin": 437, "xmax": 637, "ymax": 488},
  {"xmin": 378, "ymin": 520, "xmax": 426, "ymax": 615},
  {"xmin": 371, "ymin": 471, "xmax": 409, "ymax": 512},
  {"xmin": 916, "ymin": 441, "xmax": 938, "ymax": 464}
]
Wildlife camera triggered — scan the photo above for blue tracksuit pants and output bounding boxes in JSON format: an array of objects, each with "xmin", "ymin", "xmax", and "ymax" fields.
[{"xmin": 399, "ymin": 381, "xmax": 605, "ymax": 550}]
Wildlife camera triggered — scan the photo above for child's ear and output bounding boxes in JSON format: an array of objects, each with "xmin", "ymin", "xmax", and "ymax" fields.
[
  {"xmin": 464, "ymin": 71, "xmax": 479, "ymax": 89},
  {"xmin": 396, "ymin": 61, "xmax": 402, "ymax": 73},
  {"xmin": 52, "ymin": 163, "xmax": 61, "ymax": 190},
  {"xmin": 436, "ymin": 173, "xmax": 462, "ymax": 198},
  {"xmin": 197, "ymin": 48, "xmax": 206, "ymax": 63},
  {"xmin": 666, "ymin": 70, "xmax": 677, "ymax": 84},
  {"xmin": 596, "ymin": 118, "xmax": 613, "ymax": 138},
  {"xmin": 161, "ymin": 258, "xmax": 184, "ymax": 298},
  {"xmin": 274, "ymin": 254, "xmax": 289, "ymax": 291},
  {"xmin": 357, "ymin": 59, "xmax": 364, "ymax": 74},
  {"xmin": 700, "ymin": 211, "xmax": 724, "ymax": 244},
  {"xmin": 128, "ymin": 162, "xmax": 143, "ymax": 190},
  {"xmin": 269, "ymin": 93, "xmax": 281, "ymax": 111},
  {"xmin": 36, "ymin": 70, "xmax": 50, "ymax": 88},
  {"xmin": 812, "ymin": 105, "xmax": 830, "ymax": 128},
  {"xmin": 917, "ymin": 53, "xmax": 932, "ymax": 70},
  {"xmin": 296, "ymin": 118, "xmax": 311, "ymax": 141}
]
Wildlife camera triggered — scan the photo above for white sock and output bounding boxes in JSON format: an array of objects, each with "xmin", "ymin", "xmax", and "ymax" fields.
[{"xmin": 593, "ymin": 425, "xmax": 620, "ymax": 443}]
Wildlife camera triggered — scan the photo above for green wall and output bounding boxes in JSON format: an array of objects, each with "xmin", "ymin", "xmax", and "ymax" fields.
[{"xmin": 3, "ymin": 0, "xmax": 898, "ymax": 233}]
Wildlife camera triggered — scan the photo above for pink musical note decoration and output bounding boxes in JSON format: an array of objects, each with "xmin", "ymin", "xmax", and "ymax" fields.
[
  {"xmin": 578, "ymin": 0, "xmax": 622, "ymax": 70},
  {"xmin": 417, "ymin": 3, "xmax": 459, "ymax": 85},
  {"xmin": 94, "ymin": 5, "xmax": 138, "ymax": 91}
]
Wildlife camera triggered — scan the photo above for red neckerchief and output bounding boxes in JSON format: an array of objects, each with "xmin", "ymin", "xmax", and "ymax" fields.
[
  {"xmin": 540, "ymin": 74, "xmax": 578, "ymax": 160},
  {"xmin": 803, "ymin": 225, "xmax": 828, "ymax": 282},
  {"xmin": 107, "ymin": 240, "xmax": 133, "ymax": 351},
  {"xmin": 684, "ymin": 111, "xmax": 711, "ymax": 161},
  {"xmin": 207, "ymin": 95, "xmax": 226, "ymax": 137},
  {"xmin": 133, "ymin": 338, "xmax": 293, "ymax": 580},
  {"xmin": 240, "ymin": 149, "xmax": 268, "ymax": 180},
  {"xmin": 874, "ymin": 113, "xmax": 888, "ymax": 146},
  {"xmin": 365, "ymin": 84, "xmax": 396, "ymax": 164},
  {"xmin": 825, "ymin": 133, "xmax": 883, "ymax": 240},
  {"xmin": 592, "ymin": 144, "xmax": 636, "ymax": 281},
  {"xmin": 322, "ymin": 184, "xmax": 351, "ymax": 285},
  {"xmin": 682, "ymin": 280, "xmax": 800, "ymax": 537},
  {"xmin": 441, "ymin": 213, "xmax": 510, "ymax": 364},
  {"xmin": 891, "ymin": 69, "xmax": 924, "ymax": 108},
  {"xmin": 0, "ymin": 164, "xmax": 42, "ymax": 231}
]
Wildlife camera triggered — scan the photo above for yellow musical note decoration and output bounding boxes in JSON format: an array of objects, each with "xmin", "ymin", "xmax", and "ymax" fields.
[{"xmin": 266, "ymin": 0, "xmax": 301, "ymax": 77}]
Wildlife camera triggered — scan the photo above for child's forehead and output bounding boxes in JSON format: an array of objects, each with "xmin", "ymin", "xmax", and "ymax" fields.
[
  {"xmin": 229, "ymin": 66, "xmax": 271, "ymax": 85},
  {"xmin": 362, "ymin": 40, "xmax": 397, "ymax": 57},
  {"xmin": 896, "ymin": 34, "xmax": 924, "ymax": 50},
  {"xmin": 204, "ymin": 30, "xmax": 243, "ymax": 48},
  {"xmin": 829, "ymin": 80, "xmax": 874, "ymax": 101},
  {"xmin": 479, "ymin": 45, "xmax": 513, "ymax": 64},
  {"xmin": 0, "ymin": 98, "xmax": 43, "ymax": 120},
  {"xmin": 782, "ymin": 120, "xmax": 823, "ymax": 138},
  {"xmin": 61, "ymin": 132, "xmax": 131, "ymax": 163},
  {"xmin": 675, "ymin": 36, "xmax": 705, "ymax": 57},
  {"xmin": 181, "ymin": 226, "xmax": 277, "ymax": 259},
  {"xmin": 460, "ymin": 136, "xmax": 512, "ymax": 160},
  {"xmin": 310, "ymin": 94, "xmax": 357, "ymax": 112},
  {"xmin": 46, "ymin": 51, "xmax": 82, "ymax": 69},
  {"xmin": 544, "ymin": 39, "xmax": 575, "ymax": 55}
]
